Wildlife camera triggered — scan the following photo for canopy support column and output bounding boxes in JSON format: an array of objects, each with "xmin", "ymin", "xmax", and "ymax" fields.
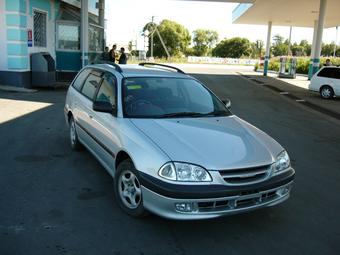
[
  {"xmin": 263, "ymin": 21, "xmax": 272, "ymax": 76},
  {"xmin": 81, "ymin": 0, "xmax": 89, "ymax": 67},
  {"xmin": 308, "ymin": 20, "xmax": 318, "ymax": 80},
  {"xmin": 312, "ymin": 0, "xmax": 327, "ymax": 76}
]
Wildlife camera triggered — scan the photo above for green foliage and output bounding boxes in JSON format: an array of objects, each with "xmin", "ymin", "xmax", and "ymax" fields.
[
  {"xmin": 264, "ymin": 57, "xmax": 340, "ymax": 74},
  {"xmin": 212, "ymin": 37, "xmax": 252, "ymax": 58},
  {"xmin": 295, "ymin": 58, "xmax": 310, "ymax": 74},
  {"xmin": 268, "ymin": 59, "xmax": 280, "ymax": 72},
  {"xmin": 322, "ymin": 42, "xmax": 337, "ymax": 57},
  {"xmin": 192, "ymin": 29, "xmax": 218, "ymax": 56},
  {"xmin": 251, "ymin": 40, "xmax": 264, "ymax": 58},
  {"xmin": 299, "ymin": 40, "xmax": 311, "ymax": 56},
  {"xmin": 271, "ymin": 34, "xmax": 289, "ymax": 56},
  {"xmin": 291, "ymin": 44, "xmax": 306, "ymax": 57},
  {"xmin": 143, "ymin": 19, "xmax": 191, "ymax": 58},
  {"xmin": 272, "ymin": 34, "xmax": 285, "ymax": 46}
]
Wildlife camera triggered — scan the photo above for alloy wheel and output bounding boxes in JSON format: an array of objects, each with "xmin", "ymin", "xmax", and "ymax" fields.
[{"xmin": 118, "ymin": 170, "xmax": 142, "ymax": 209}]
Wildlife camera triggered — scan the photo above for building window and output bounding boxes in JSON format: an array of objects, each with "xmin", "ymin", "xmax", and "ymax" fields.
[
  {"xmin": 33, "ymin": 10, "xmax": 47, "ymax": 47},
  {"xmin": 57, "ymin": 23, "xmax": 80, "ymax": 50},
  {"xmin": 89, "ymin": 25, "xmax": 104, "ymax": 52}
]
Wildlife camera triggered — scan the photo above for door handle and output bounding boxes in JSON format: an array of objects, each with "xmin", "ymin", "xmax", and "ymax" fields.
[{"xmin": 89, "ymin": 115, "xmax": 93, "ymax": 119}]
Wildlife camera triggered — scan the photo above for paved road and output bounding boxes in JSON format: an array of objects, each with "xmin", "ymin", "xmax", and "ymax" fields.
[{"xmin": 1, "ymin": 69, "xmax": 340, "ymax": 255}]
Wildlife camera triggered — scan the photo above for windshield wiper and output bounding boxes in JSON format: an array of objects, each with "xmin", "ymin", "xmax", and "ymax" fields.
[
  {"xmin": 201, "ymin": 110, "xmax": 228, "ymax": 117},
  {"xmin": 155, "ymin": 112, "xmax": 206, "ymax": 118}
]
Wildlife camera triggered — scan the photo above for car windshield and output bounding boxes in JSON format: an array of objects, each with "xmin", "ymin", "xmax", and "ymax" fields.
[{"xmin": 122, "ymin": 77, "xmax": 231, "ymax": 118}]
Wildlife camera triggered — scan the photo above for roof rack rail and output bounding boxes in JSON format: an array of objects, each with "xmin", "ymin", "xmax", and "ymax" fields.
[
  {"xmin": 139, "ymin": 62, "xmax": 186, "ymax": 74},
  {"xmin": 94, "ymin": 61, "xmax": 123, "ymax": 73},
  {"xmin": 108, "ymin": 63, "xmax": 123, "ymax": 73}
]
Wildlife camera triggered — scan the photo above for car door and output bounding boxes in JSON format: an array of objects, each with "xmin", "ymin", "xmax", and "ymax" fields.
[
  {"xmin": 333, "ymin": 68, "xmax": 340, "ymax": 95},
  {"xmin": 89, "ymin": 72, "xmax": 121, "ymax": 175},
  {"xmin": 76, "ymin": 70, "xmax": 103, "ymax": 152},
  {"xmin": 314, "ymin": 67, "xmax": 334, "ymax": 90},
  {"xmin": 67, "ymin": 68, "xmax": 91, "ymax": 122}
]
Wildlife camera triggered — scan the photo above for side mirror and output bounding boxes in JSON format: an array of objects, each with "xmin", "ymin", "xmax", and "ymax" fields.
[
  {"xmin": 222, "ymin": 99, "xmax": 231, "ymax": 109},
  {"xmin": 93, "ymin": 101, "xmax": 116, "ymax": 114}
]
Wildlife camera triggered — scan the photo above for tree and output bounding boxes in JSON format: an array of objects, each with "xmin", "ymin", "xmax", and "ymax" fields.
[
  {"xmin": 291, "ymin": 43, "xmax": 305, "ymax": 56},
  {"xmin": 271, "ymin": 34, "xmax": 288, "ymax": 56},
  {"xmin": 299, "ymin": 40, "xmax": 311, "ymax": 56},
  {"xmin": 251, "ymin": 39, "xmax": 264, "ymax": 58},
  {"xmin": 143, "ymin": 19, "xmax": 191, "ymax": 58},
  {"xmin": 322, "ymin": 42, "xmax": 336, "ymax": 56},
  {"xmin": 212, "ymin": 37, "xmax": 252, "ymax": 58},
  {"xmin": 273, "ymin": 34, "xmax": 285, "ymax": 46},
  {"xmin": 192, "ymin": 29, "xmax": 218, "ymax": 56}
]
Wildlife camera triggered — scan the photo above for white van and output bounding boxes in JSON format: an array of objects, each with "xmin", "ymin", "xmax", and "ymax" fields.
[{"xmin": 309, "ymin": 66, "xmax": 340, "ymax": 99}]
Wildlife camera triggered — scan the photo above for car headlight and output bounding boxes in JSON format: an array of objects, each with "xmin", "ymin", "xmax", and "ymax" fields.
[
  {"xmin": 273, "ymin": 151, "xmax": 290, "ymax": 173},
  {"xmin": 159, "ymin": 162, "xmax": 212, "ymax": 182}
]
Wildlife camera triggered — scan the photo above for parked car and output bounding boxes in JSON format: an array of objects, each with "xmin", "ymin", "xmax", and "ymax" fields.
[
  {"xmin": 309, "ymin": 66, "xmax": 340, "ymax": 99},
  {"xmin": 64, "ymin": 63, "xmax": 295, "ymax": 220}
]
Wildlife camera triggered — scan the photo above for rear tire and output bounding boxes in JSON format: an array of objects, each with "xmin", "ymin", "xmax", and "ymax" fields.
[
  {"xmin": 69, "ymin": 116, "xmax": 82, "ymax": 150},
  {"xmin": 114, "ymin": 159, "xmax": 147, "ymax": 217},
  {"xmin": 320, "ymin": 85, "xmax": 334, "ymax": 99}
]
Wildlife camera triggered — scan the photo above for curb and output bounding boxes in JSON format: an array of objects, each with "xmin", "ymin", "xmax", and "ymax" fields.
[
  {"xmin": 0, "ymin": 85, "xmax": 37, "ymax": 93},
  {"xmin": 237, "ymin": 72, "xmax": 340, "ymax": 121}
]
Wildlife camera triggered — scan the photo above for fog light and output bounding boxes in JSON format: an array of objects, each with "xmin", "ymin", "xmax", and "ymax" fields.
[
  {"xmin": 277, "ymin": 186, "xmax": 290, "ymax": 196},
  {"xmin": 175, "ymin": 203, "xmax": 194, "ymax": 212}
]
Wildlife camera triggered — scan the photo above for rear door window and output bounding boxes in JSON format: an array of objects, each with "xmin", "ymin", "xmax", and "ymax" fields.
[
  {"xmin": 73, "ymin": 68, "xmax": 91, "ymax": 91},
  {"xmin": 334, "ymin": 68, "xmax": 340, "ymax": 79},
  {"xmin": 81, "ymin": 72, "xmax": 102, "ymax": 100},
  {"xmin": 318, "ymin": 68, "xmax": 337, "ymax": 79}
]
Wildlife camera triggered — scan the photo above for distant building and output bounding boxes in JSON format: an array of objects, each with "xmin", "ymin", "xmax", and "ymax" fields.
[{"xmin": 0, "ymin": 0, "xmax": 106, "ymax": 87}]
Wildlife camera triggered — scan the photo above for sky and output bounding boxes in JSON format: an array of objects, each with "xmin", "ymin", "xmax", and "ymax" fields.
[{"xmin": 105, "ymin": 0, "xmax": 338, "ymax": 48}]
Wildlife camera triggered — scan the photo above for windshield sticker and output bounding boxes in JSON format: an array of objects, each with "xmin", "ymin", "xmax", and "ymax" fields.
[{"xmin": 127, "ymin": 85, "xmax": 142, "ymax": 90}]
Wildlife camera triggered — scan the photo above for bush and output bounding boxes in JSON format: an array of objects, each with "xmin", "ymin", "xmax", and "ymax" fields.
[
  {"xmin": 268, "ymin": 59, "xmax": 280, "ymax": 72},
  {"xmin": 296, "ymin": 58, "xmax": 310, "ymax": 74},
  {"xmin": 266, "ymin": 57, "xmax": 340, "ymax": 74}
]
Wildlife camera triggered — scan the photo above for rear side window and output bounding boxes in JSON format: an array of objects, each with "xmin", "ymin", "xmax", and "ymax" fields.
[
  {"xmin": 73, "ymin": 68, "xmax": 91, "ymax": 91},
  {"xmin": 334, "ymin": 69, "xmax": 340, "ymax": 79},
  {"xmin": 81, "ymin": 73, "xmax": 102, "ymax": 100},
  {"xmin": 317, "ymin": 68, "xmax": 340, "ymax": 79}
]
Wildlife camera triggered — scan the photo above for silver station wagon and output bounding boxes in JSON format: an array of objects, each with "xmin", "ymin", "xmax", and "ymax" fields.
[{"xmin": 64, "ymin": 63, "xmax": 295, "ymax": 220}]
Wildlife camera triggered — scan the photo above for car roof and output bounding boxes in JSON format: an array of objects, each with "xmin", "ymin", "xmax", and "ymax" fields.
[
  {"xmin": 88, "ymin": 64, "xmax": 190, "ymax": 79},
  {"xmin": 320, "ymin": 66, "xmax": 340, "ymax": 69}
]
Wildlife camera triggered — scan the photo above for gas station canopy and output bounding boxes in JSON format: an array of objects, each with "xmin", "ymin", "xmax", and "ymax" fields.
[
  {"xmin": 185, "ymin": 0, "xmax": 340, "ymax": 28},
  {"xmin": 232, "ymin": 0, "xmax": 340, "ymax": 28}
]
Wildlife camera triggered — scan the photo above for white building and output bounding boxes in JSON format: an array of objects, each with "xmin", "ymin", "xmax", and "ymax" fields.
[{"xmin": 0, "ymin": 0, "xmax": 105, "ymax": 87}]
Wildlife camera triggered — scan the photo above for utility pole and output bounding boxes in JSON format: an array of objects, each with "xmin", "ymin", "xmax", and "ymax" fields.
[
  {"xmin": 147, "ymin": 16, "xmax": 170, "ymax": 59},
  {"xmin": 151, "ymin": 16, "xmax": 154, "ymax": 59},
  {"xmin": 155, "ymin": 27, "xmax": 170, "ymax": 59}
]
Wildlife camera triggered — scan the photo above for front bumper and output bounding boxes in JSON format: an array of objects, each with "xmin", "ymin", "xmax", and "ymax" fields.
[{"xmin": 140, "ymin": 168, "xmax": 295, "ymax": 220}]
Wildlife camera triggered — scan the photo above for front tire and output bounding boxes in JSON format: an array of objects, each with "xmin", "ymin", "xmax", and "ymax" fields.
[
  {"xmin": 320, "ymin": 85, "xmax": 334, "ymax": 99},
  {"xmin": 114, "ymin": 159, "xmax": 147, "ymax": 217},
  {"xmin": 69, "ymin": 116, "xmax": 82, "ymax": 150}
]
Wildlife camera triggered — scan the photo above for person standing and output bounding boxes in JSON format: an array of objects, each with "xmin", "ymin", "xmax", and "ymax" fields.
[
  {"xmin": 324, "ymin": 58, "xmax": 332, "ymax": 66},
  {"xmin": 118, "ymin": 47, "xmax": 127, "ymax": 64},
  {"xmin": 109, "ymin": 44, "xmax": 117, "ymax": 63},
  {"xmin": 101, "ymin": 46, "xmax": 110, "ymax": 61}
]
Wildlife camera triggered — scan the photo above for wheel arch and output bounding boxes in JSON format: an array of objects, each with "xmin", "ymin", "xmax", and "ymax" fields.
[
  {"xmin": 115, "ymin": 150, "xmax": 136, "ymax": 170},
  {"xmin": 67, "ymin": 111, "xmax": 73, "ymax": 123},
  {"xmin": 319, "ymin": 84, "xmax": 334, "ymax": 93}
]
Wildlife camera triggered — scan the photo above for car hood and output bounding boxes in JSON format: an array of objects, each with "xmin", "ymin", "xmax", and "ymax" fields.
[{"xmin": 130, "ymin": 116, "xmax": 283, "ymax": 170}]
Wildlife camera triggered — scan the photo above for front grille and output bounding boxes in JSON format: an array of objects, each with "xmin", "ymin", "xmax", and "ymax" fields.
[
  {"xmin": 219, "ymin": 165, "xmax": 271, "ymax": 185},
  {"xmin": 197, "ymin": 186, "xmax": 288, "ymax": 213}
]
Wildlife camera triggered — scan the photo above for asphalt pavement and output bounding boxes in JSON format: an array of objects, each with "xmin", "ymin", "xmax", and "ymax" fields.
[{"xmin": 1, "ymin": 67, "xmax": 340, "ymax": 255}]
